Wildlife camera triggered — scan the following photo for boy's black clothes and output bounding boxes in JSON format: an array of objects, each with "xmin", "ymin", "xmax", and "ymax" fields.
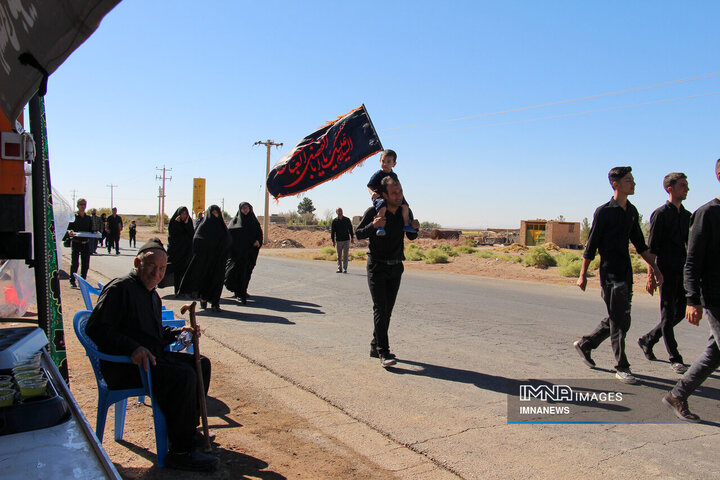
[
  {"xmin": 580, "ymin": 197, "xmax": 648, "ymax": 371},
  {"xmin": 685, "ymin": 198, "xmax": 720, "ymax": 307},
  {"xmin": 648, "ymin": 201, "xmax": 691, "ymax": 274},
  {"xmin": 583, "ymin": 197, "xmax": 648, "ymax": 283}
]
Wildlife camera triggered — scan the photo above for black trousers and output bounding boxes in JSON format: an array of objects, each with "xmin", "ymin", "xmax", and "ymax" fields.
[
  {"xmin": 102, "ymin": 351, "xmax": 211, "ymax": 453},
  {"xmin": 580, "ymin": 273, "xmax": 633, "ymax": 370},
  {"xmin": 366, "ymin": 260, "xmax": 404, "ymax": 354},
  {"xmin": 70, "ymin": 241, "xmax": 90, "ymax": 282},
  {"xmin": 129, "ymin": 232, "xmax": 136, "ymax": 247},
  {"xmin": 641, "ymin": 271, "xmax": 685, "ymax": 364},
  {"xmin": 107, "ymin": 233, "xmax": 120, "ymax": 254}
]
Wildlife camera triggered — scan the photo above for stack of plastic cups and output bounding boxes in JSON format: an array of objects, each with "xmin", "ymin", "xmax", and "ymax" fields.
[{"xmin": 12, "ymin": 352, "xmax": 47, "ymax": 400}]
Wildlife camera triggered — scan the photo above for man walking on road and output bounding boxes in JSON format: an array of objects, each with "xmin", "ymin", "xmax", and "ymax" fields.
[
  {"xmin": 663, "ymin": 159, "xmax": 720, "ymax": 422},
  {"xmin": 67, "ymin": 198, "xmax": 93, "ymax": 288},
  {"xmin": 574, "ymin": 166, "xmax": 663, "ymax": 384},
  {"xmin": 106, "ymin": 207, "xmax": 123, "ymax": 255},
  {"xmin": 638, "ymin": 173, "xmax": 691, "ymax": 374},
  {"xmin": 356, "ymin": 177, "xmax": 420, "ymax": 368},
  {"xmin": 331, "ymin": 207, "xmax": 354, "ymax": 273}
]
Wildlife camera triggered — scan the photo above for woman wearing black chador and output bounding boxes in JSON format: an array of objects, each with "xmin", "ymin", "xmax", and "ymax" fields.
[
  {"xmin": 179, "ymin": 205, "xmax": 230, "ymax": 312},
  {"xmin": 167, "ymin": 206, "xmax": 195, "ymax": 297},
  {"xmin": 224, "ymin": 202, "xmax": 263, "ymax": 304}
]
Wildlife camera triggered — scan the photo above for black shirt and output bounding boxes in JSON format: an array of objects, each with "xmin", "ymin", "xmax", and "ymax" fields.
[
  {"xmin": 107, "ymin": 214, "xmax": 123, "ymax": 234},
  {"xmin": 86, "ymin": 271, "xmax": 177, "ymax": 357},
  {"xmin": 584, "ymin": 197, "xmax": 648, "ymax": 283},
  {"xmin": 684, "ymin": 198, "xmax": 720, "ymax": 307},
  {"xmin": 647, "ymin": 201, "xmax": 690, "ymax": 275},
  {"xmin": 331, "ymin": 216, "xmax": 354, "ymax": 242},
  {"xmin": 356, "ymin": 206, "xmax": 417, "ymax": 261},
  {"xmin": 68, "ymin": 213, "xmax": 93, "ymax": 244}
]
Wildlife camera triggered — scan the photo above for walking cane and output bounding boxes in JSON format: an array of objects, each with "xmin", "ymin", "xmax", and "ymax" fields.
[{"xmin": 180, "ymin": 301, "xmax": 211, "ymax": 452}]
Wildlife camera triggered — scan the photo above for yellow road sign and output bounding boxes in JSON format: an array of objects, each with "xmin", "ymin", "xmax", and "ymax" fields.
[{"xmin": 192, "ymin": 178, "xmax": 206, "ymax": 215}]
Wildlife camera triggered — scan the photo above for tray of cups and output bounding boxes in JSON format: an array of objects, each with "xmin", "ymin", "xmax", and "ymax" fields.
[{"xmin": 0, "ymin": 353, "xmax": 71, "ymax": 436}]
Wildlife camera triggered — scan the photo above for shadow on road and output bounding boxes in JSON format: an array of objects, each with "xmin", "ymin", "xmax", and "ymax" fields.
[
  {"xmin": 389, "ymin": 359, "xmax": 521, "ymax": 394},
  {"xmin": 237, "ymin": 295, "xmax": 324, "ymax": 315},
  {"xmin": 195, "ymin": 307, "xmax": 296, "ymax": 325}
]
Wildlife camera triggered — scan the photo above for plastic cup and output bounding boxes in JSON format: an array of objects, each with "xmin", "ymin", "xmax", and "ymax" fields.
[
  {"xmin": 12, "ymin": 365, "xmax": 41, "ymax": 376},
  {"xmin": 17, "ymin": 377, "xmax": 47, "ymax": 399},
  {"xmin": 0, "ymin": 387, "xmax": 15, "ymax": 407},
  {"xmin": 14, "ymin": 371, "xmax": 44, "ymax": 382},
  {"xmin": 13, "ymin": 358, "xmax": 41, "ymax": 370}
]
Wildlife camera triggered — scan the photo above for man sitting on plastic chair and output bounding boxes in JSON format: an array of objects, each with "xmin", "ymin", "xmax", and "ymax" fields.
[{"xmin": 86, "ymin": 238, "xmax": 217, "ymax": 472}]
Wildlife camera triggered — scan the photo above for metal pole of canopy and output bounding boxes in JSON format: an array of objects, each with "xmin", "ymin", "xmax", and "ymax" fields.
[{"xmin": 29, "ymin": 93, "xmax": 68, "ymax": 383}]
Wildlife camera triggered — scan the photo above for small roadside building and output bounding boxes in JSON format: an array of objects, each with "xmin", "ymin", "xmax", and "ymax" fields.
[{"xmin": 519, "ymin": 219, "xmax": 581, "ymax": 248}]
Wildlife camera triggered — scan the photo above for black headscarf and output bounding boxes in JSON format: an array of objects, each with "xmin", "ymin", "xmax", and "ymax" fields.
[
  {"xmin": 228, "ymin": 202, "xmax": 263, "ymax": 252},
  {"xmin": 167, "ymin": 206, "xmax": 194, "ymax": 263},
  {"xmin": 194, "ymin": 205, "xmax": 229, "ymax": 250}
]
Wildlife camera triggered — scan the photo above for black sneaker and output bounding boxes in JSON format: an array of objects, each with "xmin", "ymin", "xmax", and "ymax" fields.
[
  {"xmin": 69, "ymin": 282, "xmax": 77, "ymax": 289},
  {"xmin": 638, "ymin": 337, "xmax": 657, "ymax": 361},
  {"xmin": 379, "ymin": 353, "xmax": 397, "ymax": 368},
  {"xmin": 165, "ymin": 448, "xmax": 219, "ymax": 472},
  {"xmin": 573, "ymin": 340, "xmax": 595, "ymax": 368},
  {"xmin": 662, "ymin": 392, "xmax": 700, "ymax": 422}
]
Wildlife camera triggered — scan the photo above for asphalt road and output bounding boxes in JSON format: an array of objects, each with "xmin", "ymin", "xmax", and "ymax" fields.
[{"xmin": 81, "ymin": 246, "xmax": 720, "ymax": 480}]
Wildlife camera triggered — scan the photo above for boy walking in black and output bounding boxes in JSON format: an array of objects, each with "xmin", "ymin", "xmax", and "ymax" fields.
[
  {"xmin": 663, "ymin": 159, "xmax": 720, "ymax": 422},
  {"xmin": 638, "ymin": 172, "xmax": 690, "ymax": 374},
  {"xmin": 574, "ymin": 166, "xmax": 663, "ymax": 384}
]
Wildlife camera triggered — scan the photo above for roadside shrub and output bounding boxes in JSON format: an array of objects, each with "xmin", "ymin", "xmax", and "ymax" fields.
[
  {"xmin": 405, "ymin": 243, "xmax": 425, "ymax": 261},
  {"xmin": 453, "ymin": 245, "xmax": 477, "ymax": 255},
  {"xmin": 475, "ymin": 250, "xmax": 497, "ymax": 259},
  {"xmin": 498, "ymin": 254, "xmax": 523, "ymax": 263},
  {"xmin": 438, "ymin": 243, "xmax": 459, "ymax": 257},
  {"xmin": 313, "ymin": 246, "xmax": 337, "ymax": 261},
  {"xmin": 558, "ymin": 259, "xmax": 582, "ymax": 277},
  {"xmin": 351, "ymin": 250, "xmax": 366, "ymax": 261},
  {"xmin": 462, "ymin": 237, "xmax": 479, "ymax": 247},
  {"xmin": 630, "ymin": 253, "xmax": 648, "ymax": 273},
  {"xmin": 424, "ymin": 248, "xmax": 449, "ymax": 264},
  {"xmin": 523, "ymin": 246, "xmax": 557, "ymax": 268},
  {"xmin": 555, "ymin": 251, "xmax": 581, "ymax": 267}
]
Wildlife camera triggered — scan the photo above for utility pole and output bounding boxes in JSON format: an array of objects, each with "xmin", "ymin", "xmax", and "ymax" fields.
[
  {"xmin": 155, "ymin": 165, "xmax": 172, "ymax": 233},
  {"xmin": 106, "ymin": 184, "xmax": 117, "ymax": 209},
  {"xmin": 253, "ymin": 139, "xmax": 283, "ymax": 245},
  {"xmin": 157, "ymin": 186, "xmax": 163, "ymax": 232},
  {"xmin": 70, "ymin": 189, "xmax": 77, "ymax": 206},
  {"xmin": 221, "ymin": 198, "xmax": 225, "ymax": 219}
]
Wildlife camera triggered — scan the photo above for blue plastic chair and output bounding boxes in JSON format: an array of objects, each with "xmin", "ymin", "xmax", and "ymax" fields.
[
  {"xmin": 73, "ymin": 310, "xmax": 168, "ymax": 467},
  {"xmin": 74, "ymin": 274, "xmax": 102, "ymax": 310}
]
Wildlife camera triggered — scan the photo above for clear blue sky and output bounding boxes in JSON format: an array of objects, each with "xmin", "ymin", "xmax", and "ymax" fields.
[{"xmin": 43, "ymin": 0, "xmax": 719, "ymax": 228}]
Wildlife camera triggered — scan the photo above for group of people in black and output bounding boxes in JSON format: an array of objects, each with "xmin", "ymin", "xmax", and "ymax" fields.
[
  {"xmin": 167, "ymin": 203, "xmax": 263, "ymax": 312},
  {"xmin": 574, "ymin": 162, "xmax": 720, "ymax": 423}
]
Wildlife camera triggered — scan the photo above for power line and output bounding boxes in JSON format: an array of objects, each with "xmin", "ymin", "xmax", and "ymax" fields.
[
  {"xmin": 382, "ymin": 71, "xmax": 720, "ymax": 132},
  {"xmin": 384, "ymin": 91, "xmax": 720, "ymax": 139}
]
